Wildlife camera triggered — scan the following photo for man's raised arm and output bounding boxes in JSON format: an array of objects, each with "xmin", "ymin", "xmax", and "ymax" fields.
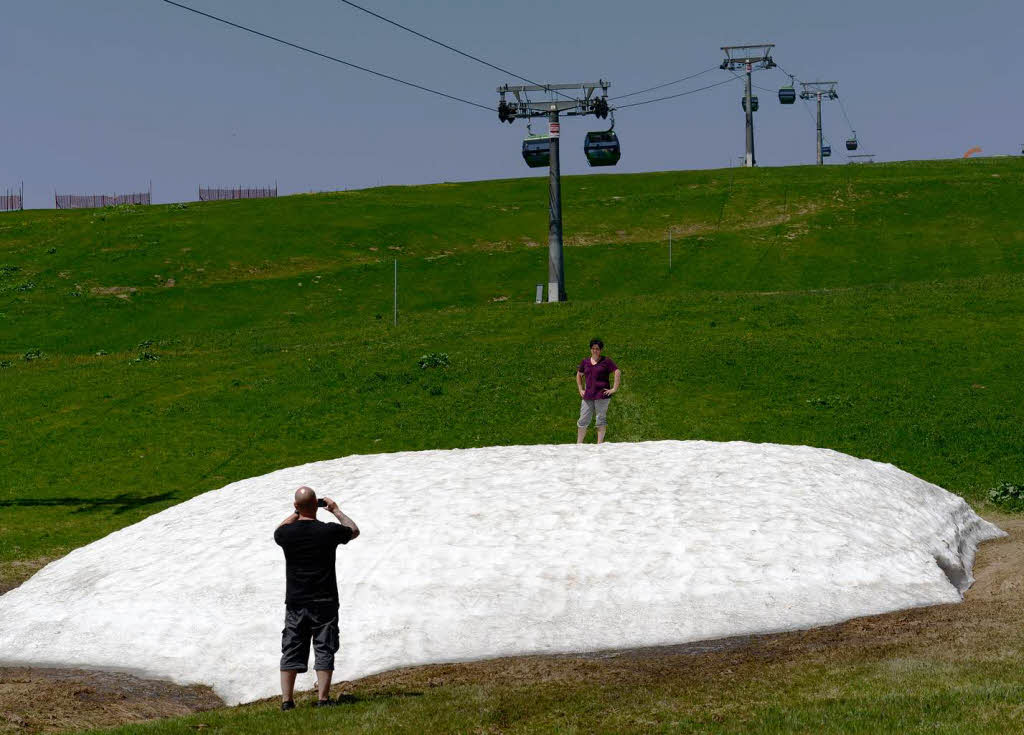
[{"xmin": 323, "ymin": 498, "xmax": 360, "ymax": 539}]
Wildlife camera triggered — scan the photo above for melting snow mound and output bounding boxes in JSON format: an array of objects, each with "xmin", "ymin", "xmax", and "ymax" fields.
[{"xmin": 0, "ymin": 441, "xmax": 1004, "ymax": 704}]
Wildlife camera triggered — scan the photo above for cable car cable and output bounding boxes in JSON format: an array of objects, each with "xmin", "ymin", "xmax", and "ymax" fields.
[
  {"xmin": 609, "ymin": 66, "xmax": 719, "ymax": 101},
  {"xmin": 615, "ymin": 75, "xmax": 740, "ymax": 110},
  {"xmin": 727, "ymin": 70, "xmax": 776, "ymax": 94},
  {"xmin": 836, "ymin": 96, "xmax": 856, "ymax": 134},
  {"xmin": 158, "ymin": 0, "xmax": 493, "ymax": 111},
  {"xmin": 773, "ymin": 62, "xmax": 803, "ymax": 85},
  {"xmin": 334, "ymin": 0, "xmax": 576, "ymax": 101},
  {"xmin": 798, "ymin": 97, "xmax": 831, "ymax": 145}
]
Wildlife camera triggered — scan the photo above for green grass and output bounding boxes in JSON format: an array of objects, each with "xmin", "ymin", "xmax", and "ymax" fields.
[
  {"xmin": 73, "ymin": 657, "xmax": 1024, "ymax": 734},
  {"xmin": 2, "ymin": 157, "xmax": 1024, "ymax": 732}
]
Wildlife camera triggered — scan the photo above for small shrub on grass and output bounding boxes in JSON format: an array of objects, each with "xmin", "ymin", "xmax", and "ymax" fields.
[
  {"xmin": 22, "ymin": 349, "xmax": 43, "ymax": 362},
  {"xmin": 132, "ymin": 351, "xmax": 160, "ymax": 363},
  {"xmin": 0, "ymin": 360, "xmax": 12, "ymax": 369},
  {"xmin": 989, "ymin": 481, "xmax": 1024, "ymax": 511},
  {"xmin": 418, "ymin": 352, "xmax": 450, "ymax": 369},
  {"xmin": 16, "ymin": 281, "xmax": 35, "ymax": 292}
]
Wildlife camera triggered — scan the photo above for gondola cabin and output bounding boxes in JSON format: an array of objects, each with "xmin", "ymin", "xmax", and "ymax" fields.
[
  {"xmin": 522, "ymin": 135, "xmax": 551, "ymax": 168},
  {"xmin": 583, "ymin": 130, "xmax": 621, "ymax": 167},
  {"xmin": 741, "ymin": 95, "xmax": 759, "ymax": 112},
  {"xmin": 821, "ymin": 145, "xmax": 832, "ymax": 158},
  {"xmin": 846, "ymin": 137, "xmax": 858, "ymax": 151},
  {"xmin": 778, "ymin": 86, "xmax": 796, "ymax": 104}
]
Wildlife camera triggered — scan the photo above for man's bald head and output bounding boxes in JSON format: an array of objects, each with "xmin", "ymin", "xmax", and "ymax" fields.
[{"xmin": 294, "ymin": 486, "xmax": 318, "ymax": 517}]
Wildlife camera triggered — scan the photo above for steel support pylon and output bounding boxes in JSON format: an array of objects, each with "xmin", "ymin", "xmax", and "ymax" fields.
[
  {"xmin": 496, "ymin": 81, "xmax": 610, "ymax": 303},
  {"xmin": 816, "ymin": 93, "xmax": 823, "ymax": 166},
  {"xmin": 720, "ymin": 45, "xmax": 774, "ymax": 168},
  {"xmin": 799, "ymin": 81, "xmax": 838, "ymax": 166},
  {"xmin": 745, "ymin": 65, "xmax": 755, "ymax": 167},
  {"xmin": 547, "ymin": 109, "xmax": 565, "ymax": 301}
]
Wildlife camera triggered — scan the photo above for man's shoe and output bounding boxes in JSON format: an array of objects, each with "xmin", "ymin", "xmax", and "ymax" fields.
[
  {"xmin": 314, "ymin": 698, "xmax": 335, "ymax": 708},
  {"xmin": 281, "ymin": 700, "xmax": 296, "ymax": 711}
]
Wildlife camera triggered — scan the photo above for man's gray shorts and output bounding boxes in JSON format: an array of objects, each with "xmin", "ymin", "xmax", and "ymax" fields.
[
  {"xmin": 577, "ymin": 398, "xmax": 611, "ymax": 428},
  {"xmin": 280, "ymin": 603, "xmax": 340, "ymax": 672}
]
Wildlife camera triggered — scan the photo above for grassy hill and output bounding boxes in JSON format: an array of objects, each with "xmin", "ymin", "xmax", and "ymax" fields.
[{"xmin": 1, "ymin": 157, "xmax": 1023, "ymax": 732}]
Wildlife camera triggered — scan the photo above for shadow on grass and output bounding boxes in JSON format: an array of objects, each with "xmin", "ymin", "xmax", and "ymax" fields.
[
  {"xmin": 332, "ymin": 691, "xmax": 423, "ymax": 705},
  {"xmin": 0, "ymin": 492, "xmax": 177, "ymax": 514}
]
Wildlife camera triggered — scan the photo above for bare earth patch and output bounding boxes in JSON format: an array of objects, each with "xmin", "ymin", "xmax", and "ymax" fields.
[
  {"xmin": 1, "ymin": 515, "xmax": 1020, "ymax": 732},
  {"xmin": 89, "ymin": 287, "xmax": 137, "ymax": 300},
  {"xmin": 0, "ymin": 558, "xmax": 55, "ymax": 597},
  {"xmin": 0, "ymin": 667, "xmax": 220, "ymax": 733}
]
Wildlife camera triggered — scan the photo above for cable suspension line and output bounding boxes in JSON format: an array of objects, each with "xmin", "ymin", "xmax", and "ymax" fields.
[
  {"xmin": 615, "ymin": 75, "xmax": 740, "ymax": 110},
  {"xmin": 609, "ymin": 66, "xmax": 719, "ymax": 101},
  {"xmin": 773, "ymin": 62, "xmax": 803, "ymax": 84},
  {"xmin": 799, "ymin": 97, "xmax": 830, "ymax": 144},
  {"xmin": 158, "ymin": 0, "xmax": 492, "ymax": 111},
  {"xmin": 335, "ymin": 0, "xmax": 576, "ymax": 102},
  {"xmin": 836, "ymin": 96, "xmax": 856, "ymax": 134},
  {"xmin": 727, "ymin": 70, "xmax": 775, "ymax": 93}
]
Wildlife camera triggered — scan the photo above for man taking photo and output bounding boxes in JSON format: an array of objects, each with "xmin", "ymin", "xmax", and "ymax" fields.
[{"xmin": 274, "ymin": 485, "xmax": 360, "ymax": 709}]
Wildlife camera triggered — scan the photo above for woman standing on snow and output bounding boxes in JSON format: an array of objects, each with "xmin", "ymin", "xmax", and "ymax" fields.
[{"xmin": 576, "ymin": 338, "xmax": 621, "ymax": 444}]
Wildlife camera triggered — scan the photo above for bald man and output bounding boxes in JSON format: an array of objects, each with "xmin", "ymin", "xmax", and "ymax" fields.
[{"xmin": 274, "ymin": 486, "xmax": 360, "ymax": 710}]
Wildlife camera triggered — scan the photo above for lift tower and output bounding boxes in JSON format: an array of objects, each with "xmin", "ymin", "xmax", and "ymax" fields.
[
  {"xmin": 497, "ymin": 82, "xmax": 610, "ymax": 302},
  {"xmin": 799, "ymin": 81, "xmax": 838, "ymax": 165},
  {"xmin": 720, "ymin": 44, "xmax": 775, "ymax": 167}
]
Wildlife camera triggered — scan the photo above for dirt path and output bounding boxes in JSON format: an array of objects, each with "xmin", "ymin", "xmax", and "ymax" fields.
[{"xmin": 2, "ymin": 514, "xmax": 1021, "ymax": 733}]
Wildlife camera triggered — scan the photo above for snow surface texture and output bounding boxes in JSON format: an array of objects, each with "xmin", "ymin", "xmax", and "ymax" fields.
[{"xmin": 0, "ymin": 441, "xmax": 1004, "ymax": 704}]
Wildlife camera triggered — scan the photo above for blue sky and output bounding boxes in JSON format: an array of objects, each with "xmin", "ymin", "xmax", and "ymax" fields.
[{"xmin": 2, "ymin": 0, "xmax": 1020, "ymax": 208}]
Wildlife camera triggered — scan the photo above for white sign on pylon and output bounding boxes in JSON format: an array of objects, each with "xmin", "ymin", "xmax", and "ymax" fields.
[{"xmin": 549, "ymin": 121, "xmax": 560, "ymax": 137}]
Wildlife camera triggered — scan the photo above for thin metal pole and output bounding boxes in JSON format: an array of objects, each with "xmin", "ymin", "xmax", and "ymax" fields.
[
  {"xmin": 816, "ymin": 93, "xmax": 823, "ymax": 166},
  {"xmin": 547, "ymin": 107, "xmax": 565, "ymax": 301},
  {"xmin": 745, "ymin": 63, "xmax": 755, "ymax": 167},
  {"xmin": 393, "ymin": 259, "xmax": 398, "ymax": 326}
]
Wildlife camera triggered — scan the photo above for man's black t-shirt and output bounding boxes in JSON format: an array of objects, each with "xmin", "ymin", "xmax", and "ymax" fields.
[{"xmin": 274, "ymin": 520, "xmax": 354, "ymax": 606}]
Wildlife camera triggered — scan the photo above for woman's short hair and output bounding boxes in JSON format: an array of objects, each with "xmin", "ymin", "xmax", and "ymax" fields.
[{"xmin": 589, "ymin": 338, "xmax": 604, "ymax": 349}]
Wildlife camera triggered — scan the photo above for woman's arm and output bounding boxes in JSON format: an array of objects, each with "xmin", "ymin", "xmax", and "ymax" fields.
[
  {"xmin": 605, "ymin": 369, "xmax": 621, "ymax": 396},
  {"xmin": 576, "ymin": 371, "xmax": 585, "ymax": 397}
]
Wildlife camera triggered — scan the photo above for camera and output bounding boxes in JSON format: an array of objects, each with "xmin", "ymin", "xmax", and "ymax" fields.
[{"xmin": 317, "ymin": 499, "xmax": 327, "ymax": 508}]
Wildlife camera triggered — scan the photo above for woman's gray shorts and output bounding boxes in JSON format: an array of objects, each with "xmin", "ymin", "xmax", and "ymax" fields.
[{"xmin": 577, "ymin": 398, "xmax": 611, "ymax": 428}]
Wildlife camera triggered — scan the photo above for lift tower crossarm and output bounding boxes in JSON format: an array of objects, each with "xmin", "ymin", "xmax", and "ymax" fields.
[
  {"xmin": 720, "ymin": 44, "xmax": 776, "ymax": 167},
  {"xmin": 719, "ymin": 43, "xmax": 776, "ymax": 69},
  {"xmin": 799, "ymin": 81, "xmax": 838, "ymax": 99},
  {"xmin": 497, "ymin": 82, "xmax": 607, "ymax": 118},
  {"xmin": 495, "ymin": 80, "xmax": 611, "ymax": 302}
]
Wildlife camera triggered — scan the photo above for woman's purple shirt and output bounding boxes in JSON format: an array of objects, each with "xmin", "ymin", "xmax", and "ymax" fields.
[{"xmin": 578, "ymin": 356, "xmax": 618, "ymax": 400}]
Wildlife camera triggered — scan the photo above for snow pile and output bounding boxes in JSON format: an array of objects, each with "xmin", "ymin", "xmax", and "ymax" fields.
[{"xmin": 0, "ymin": 441, "xmax": 1003, "ymax": 704}]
